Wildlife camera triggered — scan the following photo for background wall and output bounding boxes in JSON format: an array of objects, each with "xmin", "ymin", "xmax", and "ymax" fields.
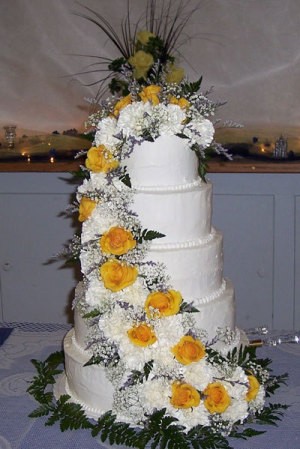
[
  {"xmin": 0, "ymin": 1, "xmax": 299, "ymax": 329},
  {"xmin": 1, "ymin": 0, "xmax": 300, "ymax": 136},
  {"xmin": 0, "ymin": 172, "xmax": 299, "ymax": 331}
]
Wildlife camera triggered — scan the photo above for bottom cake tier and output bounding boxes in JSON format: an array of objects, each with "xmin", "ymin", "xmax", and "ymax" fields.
[{"xmin": 57, "ymin": 279, "xmax": 237, "ymax": 419}]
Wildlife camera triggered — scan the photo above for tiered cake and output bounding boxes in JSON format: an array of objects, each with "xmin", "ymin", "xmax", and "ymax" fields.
[
  {"xmin": 56, "ymin": 130, "xmax": 242, "ymax": 424},
  {"xmin": 40, "ymin": 5, "xmax": 285, "ymax": 444}
]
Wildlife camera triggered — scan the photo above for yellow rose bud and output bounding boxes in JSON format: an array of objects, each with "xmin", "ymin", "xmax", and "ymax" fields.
[
  {"xmin": 172, "ymin": 335, "xmax": 206, "ymax": 365},
  {"xmin": 85, "ymin": 145, "xmax": 119, "ymax": 173},
  {"xmin": 145, "ymin": 289, "xmax": 182, "ymax": 318},
  {"xmin": 203, "ymin": 382, "xmax": 231, "ymax": 414},
  {"xmin": 113, "ymin": 94, "xmax": 132, "ymax": 117},
  {"xmin": 127, "ymin": 322, "xmax": 157, "ymax": 347},
  {"xmin": 78, "ymin": 197, "xmax": 97, "ymax": 222},
  {"xmin": 100, "ymin": 226, "xmax": 136, "ymax": 256},
  {"xmin": 166, "ymin": 65, "xmax": 185, "ymax": 84},
  {"xmin": 139, "ymin": 85, "xmax": 161, "ymax": 105},
  {"xmin": 169, "ymin": 96, "xmax": 190, "ymax": 109},
  {"xmin": 246, "ymin": 375, "xmax": 260, "ymax": 402},
  {"xmin": 100, "ymin": 260, "xmax": 138, "ymax": 292},
  {"xmin": 136, "ymin": 30, "xmax": 155, "ymax": 45},
  {"xmin": 170, "ymin": 381, "xmax": 200, "ymax": 409},
  {"xmin": 129, "ymin": 50, "xmax": 154, "ymax": 79}
]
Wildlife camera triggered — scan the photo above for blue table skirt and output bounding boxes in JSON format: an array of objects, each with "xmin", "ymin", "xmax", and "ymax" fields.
[{"xmin": 0, "ymin": 322, "xmax": 299, "ymax": 449}]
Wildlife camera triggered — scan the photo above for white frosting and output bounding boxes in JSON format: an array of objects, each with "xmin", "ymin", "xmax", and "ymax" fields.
[
  {"xmin": 147, "ymin": 230, "xmax": 224, "ymax": 299},
  {"xmin": 63, "ymin": 329, "xmax": 114, "ymax": 416},
  {"xmin": 131, "ymin": 181, "xmax": 212, "ymax": 243},
  {"xmin": 123, "ymin": 135, "xmax": 199, "ymax": 186}
]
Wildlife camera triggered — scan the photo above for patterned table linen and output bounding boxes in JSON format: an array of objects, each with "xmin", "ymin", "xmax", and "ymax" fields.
[{"xmin": 0, "ymin": 322, "xmax": 299, "ymax": 449}]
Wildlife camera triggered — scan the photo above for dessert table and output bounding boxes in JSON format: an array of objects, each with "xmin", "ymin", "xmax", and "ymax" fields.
[{"xmin": 0, "ymin": 322, "xmax": 299, "ymax": 449}]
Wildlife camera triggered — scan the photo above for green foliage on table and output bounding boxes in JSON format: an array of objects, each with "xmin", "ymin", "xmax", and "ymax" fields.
[{"xmin": 27, "ymin": 348, "xmax": 288, "ymax": 449}]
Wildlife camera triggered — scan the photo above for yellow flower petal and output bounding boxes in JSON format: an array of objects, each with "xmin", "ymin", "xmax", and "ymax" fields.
[
  {"xmin": 100, "ymin": 260, "xmax": 138, "ymax": 292},
  {"xmin": 172, "ymin": 335, "xmax": 206, "ymax": 365},
  {"xmin": 127, "ymin": 323, "xmax": 157, "ymax": 347},
  {"xmin": 170, "ymin": 381, "xmax": 200, "ymax": 409},
  {"xmin": 100, "ymin": 226, "xmax": 136, "ymax": 256}
]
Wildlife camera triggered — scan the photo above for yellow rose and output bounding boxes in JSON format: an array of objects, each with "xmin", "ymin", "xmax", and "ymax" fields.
[
  {"xmin": 145, "ymin": 290, "xmax": 182, "ymax": 318},
  {"xmin": 170, "ymin": 381, "xmax": 200, "ymax": 409},
  {"xmin": 100, "ymin": 226, "xmax": 136, "ymax": 256},
  {"xmin": 169, "ymin": 96, "xmax": 190, "ymax": 109},
  {"xmin": 113, "ymin": 94, "xmax": 132, "ymax": 117},
  {"xmin": 85, "ymin": 145, "xmax": 119, "ymax": 173},
  {"xmin": 78, "ymin": 197, "xmax": 97, "ymax": 222},
  {"xmin": 136, "ymin": 30, "xmax": 155, "ymax": 45},
  {"xmin": 129, "ymin": 50, "xmax": 154, "ymax": 79},
  {"xmin": 100, "ymin": 260, "xmax": 138, "ymax": 292},
  {"xmin": 139, "ymin": 85, "xmax": 161, "ymax": 105},
  {"xmin": 127, "ymin": 323, "xmax": 157, "ymax": 347},
  {"xmin": 203, "ymin": 382, "xmax": 231, "ymax": 414},
  {"xmin": 172, "ymin": 335, "xmax": 206, "ymax": 365},
  {"xmin": 246, "ymin": 375, "xmax": 260, "ymax": 402},
  {"xmin": 166, "ymin": 65, "xmax": 185, "ymax": 84}
]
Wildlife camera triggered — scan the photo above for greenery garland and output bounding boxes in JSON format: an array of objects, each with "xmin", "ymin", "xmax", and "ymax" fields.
[{"xmin": 27, "ymin": 348, "xmax": 288, "ymax": 449}]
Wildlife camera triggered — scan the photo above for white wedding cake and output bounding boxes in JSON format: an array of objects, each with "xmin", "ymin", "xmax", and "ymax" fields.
[
  {"xmin": 56, "ymin": 123, "xmax": 243, "ymax": 424},
  {"xmin": 39, "ymin": 6, "xmax": 284, "ymax": 445}
]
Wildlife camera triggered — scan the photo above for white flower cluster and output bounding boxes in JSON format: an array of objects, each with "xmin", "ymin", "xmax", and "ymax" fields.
[{"xmin": 93, "ymin": 100, "xmax": 214, "ymax": 157}]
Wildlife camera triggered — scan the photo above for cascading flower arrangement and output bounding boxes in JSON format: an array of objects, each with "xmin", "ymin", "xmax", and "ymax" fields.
[{"xmin": 27, "ymin": 2, "xmax": 287, "ymax": 448}]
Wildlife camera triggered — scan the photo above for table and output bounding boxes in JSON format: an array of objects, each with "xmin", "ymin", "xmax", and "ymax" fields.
[{"xmin": 0, "ymin": 322, "xmax": 299, "ymax": 449}]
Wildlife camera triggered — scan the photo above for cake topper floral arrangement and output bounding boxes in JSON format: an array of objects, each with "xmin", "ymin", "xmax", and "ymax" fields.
[
  {"xmin": 28, "ymin": 2, "xmax": 287, "ymax": 448},
  {"xmin": 75, "ymin": 0, "xmax": 235, "ymax": 180}
]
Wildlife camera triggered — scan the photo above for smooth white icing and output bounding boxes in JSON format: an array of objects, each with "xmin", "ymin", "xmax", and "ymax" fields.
[
  {"xmin": 123, "ymin": 135, "xmax": 199, "ymax": 186},
  {"xmin": 131, "ymin": 181, "xmax": 212, "ymax": 243},
  {"xmin": 147, "ymin": 230, "xmax": 224, "ymax": 299},
  {"xmin": 63, "ymin": 329, "xmax": 114, "ymax": 415}
]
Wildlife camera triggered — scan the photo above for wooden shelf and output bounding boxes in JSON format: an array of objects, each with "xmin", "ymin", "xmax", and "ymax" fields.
[{"xmin": 0, "ymin": 158, "xmax": 300, "ymax": 173}]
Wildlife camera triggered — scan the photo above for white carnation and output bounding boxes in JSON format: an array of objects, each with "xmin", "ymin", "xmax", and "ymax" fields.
[
  {"xmin": 84, "ymin": 276, "xmax": 109, "ymax": 308},
  {"xmin": 94, "ymin": 116, "xmax": 120, "ymax": 151},
  {"xmin": 171, "ymin": 403, "xmax": 210, "ymax": 430},
  {"xmin": 224, "ymin": 366, "xmax": 249, "ymax": 399},
  {"xmin": 114, "ymin": 278, "xmax": 148, "ymax": 308},
  {"xmin": 140, "ymin": 378, "xmax": 171, "ymax": 415},
  {"xmin": 222, "ymin": 398, "xmax": 249, "ymax": 424},
  {"xmin": 117, "ymin": 102, "xmax": 152, "ymax": 138},
  {"xmin": 184, "ymin": 359, "xmax": 214, "ymax": 390},
  {"xmin": 81, "ymin": 204, "xmax": 117, "ymax": 243},
  {"xmin": 76, "ymin": 174, "xmax": 107, "ymax": 202},
  {"xmin": 157, "ymin": 104, "xmax": 185, "ymax": 135},
  {"xmin": 184, "ymin": 117, "xmax": 215, "ymax": 148}
]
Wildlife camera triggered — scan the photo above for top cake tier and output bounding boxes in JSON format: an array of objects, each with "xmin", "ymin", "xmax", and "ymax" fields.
[{"xmin": 123, "ymin": 135, "xmax": 199, "ymax": 187}]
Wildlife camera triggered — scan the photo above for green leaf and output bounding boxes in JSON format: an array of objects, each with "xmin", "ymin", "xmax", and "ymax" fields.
[
  {"xmin": 138, "ymin": 229, "xmax": 165, "ymax": 243},
  {"xmin": 175, "ymin": 132, "xmax": 189, "ymax": 139},
  {"xmin": 83, "ymin": 309, "xmax": 101, "ymax": 319},
  {"xmin": 181, "ymin": 77, "xmax": 203, "ymax": 95},
  {"xmin": 230, "ymin": 427, "xmax": 265, "ymax": 439},
  {"xmin": 180, "ymin": 301, "xmax": 199, "ymax": 313},
  {"xmin": 119, "ymin": 172, "xmax": 132, "ymax": 188},
  {"xmin": 84, "ymin": 354, "xmax": 104, "ymax": 367},
  {"xmin": 108, "ymin": 57, "xmax": 127, "ymax": 72},
  {"xmin": 28, "ymin": 404, "xmax": 52, "ymax": 418}
]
